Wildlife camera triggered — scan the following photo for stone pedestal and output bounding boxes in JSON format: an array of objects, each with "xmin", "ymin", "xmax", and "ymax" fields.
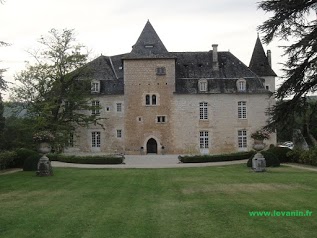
[
  {"xmin": 36, "ymin": 142, "xmax": 53, "ymax": 176},
  {"xmin": 252, "ymin": 139, "xmax": 266, "ymax": 172}
]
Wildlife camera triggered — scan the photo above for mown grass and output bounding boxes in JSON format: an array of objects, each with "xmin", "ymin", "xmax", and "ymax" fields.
[{"xmin": 0, "ymin": 165, "xmax": 316, "ymax": 238}]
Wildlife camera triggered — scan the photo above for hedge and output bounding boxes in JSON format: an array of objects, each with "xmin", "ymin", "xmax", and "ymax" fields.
[
  {"xmin": 178, "ymin": 151, "xmax": 255, "ymax": 163},
  {"xmin": 13, "ymin": 148, "xmax": 38, "ymax": 168},
  {"xmin": 53, "ymin": 154, "xmax": 125, "ymax": 164},
  {"xmin": 247, "ymin": 151, "xmax": 280, "ymax": 167},
  {"xmin": 0, "ymin": 151, "xmax": 17, "ymax": 170},
  {"xmin": 266, "ymin": 146, "xmax": 292, "ymax": 163},
  {"xmin": 23, "ymin": 155, "xmax": 41, "ymax": 171}
]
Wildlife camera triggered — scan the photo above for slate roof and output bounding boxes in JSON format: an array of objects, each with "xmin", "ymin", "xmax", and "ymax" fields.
[
  {"xmin": 174, "ymin": 51, "xmax": 267, "ymax": 94},
  {"xmin": 79, "ymin": 21, "xmax": 274, "ymax": 95},
  {"xmin": 124, "ymin": 20, "xmax": 175, "ymax": 59},
  {"xmin": 249, "ymin": 36, "xmax": 277, "ymax": 77}
]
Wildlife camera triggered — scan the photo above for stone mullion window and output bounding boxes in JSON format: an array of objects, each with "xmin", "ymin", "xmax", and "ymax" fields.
[{"xmin": 145, "ymin": 94, "xmax": 158, "ymax": 106}]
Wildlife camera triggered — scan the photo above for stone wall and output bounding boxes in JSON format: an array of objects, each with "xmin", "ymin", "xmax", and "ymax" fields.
[
  {"xmin": 171, "ymin": 93, "xmax": 276, "ymax": 154},
  {"xmin": 123, "ymin": 58, "xmax": 176, "ymax": 154},
  {"xmin": 66, "ymin": 94, "xmax": 125, "ymax": 153}
]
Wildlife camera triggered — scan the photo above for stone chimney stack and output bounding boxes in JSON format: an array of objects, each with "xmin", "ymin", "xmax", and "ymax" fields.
[
  {"xmin": 212, "ymin": 44, "xmax": 219, "ymax": 71},
  {"xmin": 267, "ymin": 50, "xmax": 272, "ymax": 67}
]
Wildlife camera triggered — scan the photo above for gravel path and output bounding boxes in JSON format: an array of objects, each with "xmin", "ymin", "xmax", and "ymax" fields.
[{"xmin": 52, "ymin": 155, "xmax": 248, "ymax": 169}]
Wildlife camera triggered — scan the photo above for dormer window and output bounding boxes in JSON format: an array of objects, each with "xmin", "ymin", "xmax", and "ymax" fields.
[
  {"xmin": 91, "ymin": 80, "xmax": 100, "ymax": 93},
  {"xmin": 237, "ymin": 79, "xmax": 246, "ymax": 92},
  {"xmin": 198, "ymin": 79, "xmax": 208, "ymax": 92}
]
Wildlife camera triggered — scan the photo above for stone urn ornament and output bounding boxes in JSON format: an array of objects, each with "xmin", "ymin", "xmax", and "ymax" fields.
[
  {"xmin": 33, "ymin": 131, "xmax": 54, "ymax": 176},
  {"xmin": 251, "ymin": 130, "xmax": 270, "ymax": 172}
]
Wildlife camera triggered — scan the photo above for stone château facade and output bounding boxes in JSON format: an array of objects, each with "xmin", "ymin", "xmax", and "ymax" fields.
[{"xmin": 67, "ymin": 21, "xmax": 277, "ymax": 155}]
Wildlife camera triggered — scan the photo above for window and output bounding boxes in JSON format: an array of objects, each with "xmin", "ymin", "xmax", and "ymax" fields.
[
  {"xmin": 157, "ymin": 116, "xmax": 166, "ymax": 123},
  {"xmin": 238, "ymin": 101, "xmax": 247, "ymax": 119},
  {"xmin": 265, "ymin": 85, "xmax": 270, "ymax": 90},
  {"xmin": 152, "ymin": 95, "xmax": 157, "ymax": 105},
  {"xmin": 145, "ymin": 94, "xmax": 158, "ymax": 106},
  {"xmin": 106, "ymin": 106, "xmax": 110, "ymax": 112},
  {"xmin": 91, "ymin": 81, "xmax": 100, "ymax": 93},
  {"xmin": 237, "ymin": 79, "xmax": 246, "ymax": 92},
  {"xmin": 146, "ymin": 95, "xmax": 150, "ymax": 105},
  {"xmin": 199, "ymin": 79, "xmax": 208, "ymax": 92},
  {"xmin": 200, "ymin": 131, "xmax": 209, "ymax": 149},
  {"xmin": 116, "ymin": 103, "xmax": 122, "ymax": 112},
  {"xmin": 68, "ymin": 133, "xmax": 74, "ymax": 147},
  {"xmin": 117, "ymin": 130, "xmax": 122, "ymax": 138},
  {"xmin": 199, "ymin": 102, "xmax": 208, "ymax": 120},
  {"xmin": 238, "ymin": 130, "xmax": 247, "ymax": 148},
  {"xmin": 91, "ymin": 132, "xmax": 101, "ymax": 148},
  {"xmin": 156, "ymin": 67, "xmax": 166, "ymax": 75},
  {"xmin": 92, "ymin": 100, "xmax": 100, "ymax": 115}
]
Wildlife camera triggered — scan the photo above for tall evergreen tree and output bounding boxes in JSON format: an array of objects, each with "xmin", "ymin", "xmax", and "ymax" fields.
[{"xmin": 258, "ymin": 0, "xmax": 317, "ymax": 139}]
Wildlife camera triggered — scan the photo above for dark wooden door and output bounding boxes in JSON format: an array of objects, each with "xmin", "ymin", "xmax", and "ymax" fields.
[{"xmin": 147, "ymin": 138, "xmax": 157, "ymax": 154}]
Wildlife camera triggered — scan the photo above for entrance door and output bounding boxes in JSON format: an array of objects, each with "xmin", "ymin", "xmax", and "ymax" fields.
[{"xmin": 146, "ymin": 138, "xmax": 158, "ymax": 154}]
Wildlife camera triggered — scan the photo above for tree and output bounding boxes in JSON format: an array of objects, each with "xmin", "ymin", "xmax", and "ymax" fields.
[
  {"xmin": 11, "ymin": 29, "xmax": 101, "ymax": 150},
  {"xmin": 258, "ymin": 0, "xmax": 317, "ymax": 141},
  {"xmin": 0, "ymin": 40, "xmax": 10, "ymax": 151}
]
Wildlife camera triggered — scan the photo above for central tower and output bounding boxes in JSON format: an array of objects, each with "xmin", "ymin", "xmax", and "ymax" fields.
[{"xmin": 123, "ymin": 21, "xmax": 176, "ymax": 154}]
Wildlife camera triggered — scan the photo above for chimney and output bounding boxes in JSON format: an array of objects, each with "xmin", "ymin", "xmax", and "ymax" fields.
[
  {"xmin": 212, "ymin": 44, "xmax": 219, "ymax": 71},
  {"xmin": 267, "ymin": 50, "xmax": 272, "ymax": 67}
]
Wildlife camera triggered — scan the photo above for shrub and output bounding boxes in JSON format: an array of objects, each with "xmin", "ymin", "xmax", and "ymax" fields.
[
  {"xmin": 13, "ymin": 148, "xmax": 38, "ymax": 168},
  {"xmin": 57, "ymin": 155, "xmax": 125, "ymax": 164},
  {"xmin": 247, "ymin": 151, "xmax": 280, "ymax": 167},
  {"xmin": 23, "ymin": 154, "xmax": 41, "ymax": 171},
  {"xmin": 0, "ymin": 151, "xmax": 17, "ymax": 170},
  {"xmin": 46, "ymin": 153, "xmax": 60, "ymax": 161},
  {"xmin": 261, "ymin": 151, "xmax": 280, "ymax": 167},
  {"xmin": 178, "ymin": 151, "xmax": 255, "ymax": 163},
  {"xmin": 287, "ymin": 148, "xmax": 317, "ymax": 166},
  {"xmin": 266, "ymin": 146, "xmax": 292, "ymax": 163}
]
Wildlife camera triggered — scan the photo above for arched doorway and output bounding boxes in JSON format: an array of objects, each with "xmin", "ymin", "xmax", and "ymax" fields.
[{"xmin": 146, "ymin": 138, "xmax": 158, "ymax": 154}]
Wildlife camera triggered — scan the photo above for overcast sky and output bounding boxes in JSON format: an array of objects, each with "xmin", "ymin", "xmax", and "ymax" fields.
[{"xmin": 1, "ymin": 0, "xmax": 287, "ymax": 100}]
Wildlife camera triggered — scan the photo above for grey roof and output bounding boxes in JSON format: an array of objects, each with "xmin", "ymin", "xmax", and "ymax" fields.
[
  {"xmin": 78, "ymin": 21, "xmax": 272, "ymax": 95},
  {"xmin": 124, "ymin": 20, "xmax": 174, "ymax": 59},
  {"xmin": 249, "ymin": 36, "xmax": 277, "ymax": 77},
  {"xmin": 175, "ymin": 78, "xmax": 267, "ymax": 94},
  {"xmin": 174, "ymin": 51, "xmax": 258, "ymax": 78},
  {"xmin": 76, "ymin": 54, "xmax": 126, "ymax": 95}
]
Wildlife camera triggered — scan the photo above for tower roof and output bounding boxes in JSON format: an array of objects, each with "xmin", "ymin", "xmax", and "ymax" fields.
[
  {"xmin": 126, "ymin": 20, "xmax": 174, "ymax": 59},
  {"xmin": 249, "ymin": 36, "xmax": 277, "ymax": 77}
]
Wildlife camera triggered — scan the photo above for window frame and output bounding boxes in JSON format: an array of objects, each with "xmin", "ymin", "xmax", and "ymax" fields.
[
  {"xmin": 91, "ymin": 131, "xmax": 101, "ymax": 148},
  {"xmin": 156, "ymin": 116, "xmax": 166, "ymax": 123},
  {"xmin": 116, "ymin": 129, "xmax": 122, "ymax": 138},
  {"xmin": 199, "ymin": 102, "xmax": 208, "ymax": 120},
  {"xmin": 238, "ymin": 101, "xmax": 247, "ymax": 119},
  {"xmin": 199, "ymin": 131, "xmax": 209, "ymax": 149},
  {"xmin": 116, "ymin": 103, "xmax": 122, "ymax": 112},
  {"xmin": 198, "ymin": 79, "xmax": 208, "ymax": 92},
  {"xmin": 91, "ymin": 81, "xmax": 100, "ymax": 93},
  {"xmin": 236, "ymin": 79, "xmax": 246, "ymax": 92},
  {"xmin": 238, "ymin": 130, "xmax": 247, "ymax": 149},
  {"xmin": 91, "ymin": 100, "xmax": 100, "ymax": 116},
  {"xmin": 145, "ymin": 94, "xmax": 158, "ymax": 106},
  {"xmin": 156, "ymin": 67, "xmax": 166, "ymax": 75}
]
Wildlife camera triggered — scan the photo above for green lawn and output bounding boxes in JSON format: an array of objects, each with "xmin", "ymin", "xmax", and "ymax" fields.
[{"xmin": 0, "ymin": 165, "xmax": 316, "ymax": 238}]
